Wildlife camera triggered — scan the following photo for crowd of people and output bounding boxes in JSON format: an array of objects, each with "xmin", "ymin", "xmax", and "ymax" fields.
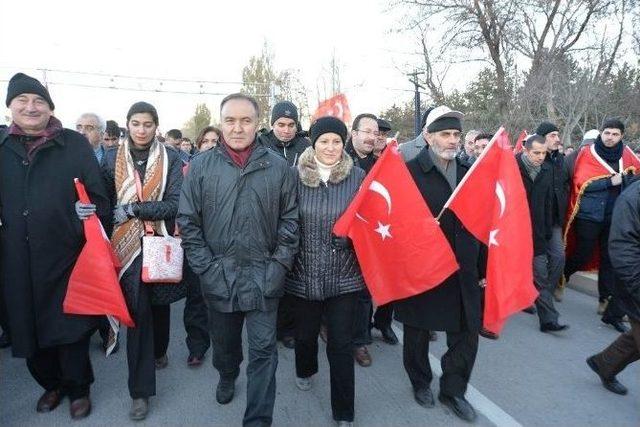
[{"xmin": 1, "ymin": 72, "xmax": 639, "ymax": 427}]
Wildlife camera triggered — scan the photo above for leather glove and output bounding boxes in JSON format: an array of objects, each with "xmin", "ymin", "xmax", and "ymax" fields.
[
  {"xmin": 75, "ymin": 201, "xmax": 96, "ymax": 220},
  {"xmin": 331, "ymin": 235, "xmax": 353, "ymax": 249},
  {"xmin": 112, "ymin": 204, "xmax": 135, "ymax": 226}
]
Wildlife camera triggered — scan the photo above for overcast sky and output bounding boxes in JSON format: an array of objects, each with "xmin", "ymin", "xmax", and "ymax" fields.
[{"xmin": 0, "ymin": 0, "xmax": 447, "ymax": 130}]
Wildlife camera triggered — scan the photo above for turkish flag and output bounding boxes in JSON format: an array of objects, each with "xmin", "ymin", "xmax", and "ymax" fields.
[
  {"xmin": 446, "ymin": 127, "xmax": 538, "ymax": 333},
  {"xmin": 513, "ymin": 130, "xmax": 527, "ymax": 154},
  {"xmin": 64, "ymin": 179, "xmax": 134, "ymax": 352},
  {"xmin": 333, "ymin": 142, "xmax": 459, "ymax": 306},
  {"xmin": 312, "ymin": 93, "xmax": 352, "ymax": 124}
]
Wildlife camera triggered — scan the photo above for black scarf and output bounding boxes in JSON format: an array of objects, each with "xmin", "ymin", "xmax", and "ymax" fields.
[{"xmin": 594, "ymin": 135, "xmax": 623, "ymax": 163}]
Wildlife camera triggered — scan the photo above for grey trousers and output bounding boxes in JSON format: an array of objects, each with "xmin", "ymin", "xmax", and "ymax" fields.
[
  {"xmin": 533, "ymin": 255, "xmax": 560, "ymax": 325},
  {"xmin": 547, "ymin": 226, "xmax": 566, "ymax": 289},
  {"xmin": 206, "ymin": 304, "xmax": 279, "ymax": 427}
]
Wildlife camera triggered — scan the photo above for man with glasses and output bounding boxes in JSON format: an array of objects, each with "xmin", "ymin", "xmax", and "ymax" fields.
[{"xmin": 76, "ymin": 113, "xmax": 107, "ymax": 164}]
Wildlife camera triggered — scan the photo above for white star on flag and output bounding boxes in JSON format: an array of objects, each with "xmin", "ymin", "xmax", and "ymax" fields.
[
  {"xmin": 489, "ymin": 229, "xmax": 499, "ymax": 246},
  {"xmin": 374, "ymin": 221, "xmax": 392, "ymax": 240}
]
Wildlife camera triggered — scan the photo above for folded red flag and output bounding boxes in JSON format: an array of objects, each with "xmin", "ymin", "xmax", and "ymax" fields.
[
  {"xmin": 64, "ymin": 179, "xmax": 134, "ymax": 331},
  {"xmin": 333, "ymin": 142, "xmax": 459, "ymax": 306},
  {"xmin": 312, "ymin": 93, "xmax": 352, "ymax": 124},
  {"xmin": 513, "ymin": 130, "xmax": 527, "ymax": 154},
  {"xmin": 446, "ymin": 127, "xmax": 538, "ymax": 334}
]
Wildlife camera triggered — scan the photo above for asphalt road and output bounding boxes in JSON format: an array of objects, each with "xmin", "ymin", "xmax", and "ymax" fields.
[{"xmin": 1, "ymin": 286, "xmax": 638, "ymax": 426}]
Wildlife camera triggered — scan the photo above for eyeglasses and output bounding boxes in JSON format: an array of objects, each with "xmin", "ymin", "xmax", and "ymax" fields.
[
  {"xmin": 355, "ymin": 129, "xmax": 381, "ymax": 137},
  {"xmin": 76, "ymin": 124, "xmax": 98, "ymax": 132}
]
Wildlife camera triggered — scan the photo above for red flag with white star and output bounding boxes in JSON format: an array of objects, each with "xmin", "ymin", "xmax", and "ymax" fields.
[
  {"xmin": 333, "ymin": 142, "xmax": 458, "ymax": 305},
  {"xmin": 445, "ymin": 127, "xmax": 538, "ymax": 333},
  {"xmin": 312, "ymin": 93, "xmax": 352, "ymax": 124}
]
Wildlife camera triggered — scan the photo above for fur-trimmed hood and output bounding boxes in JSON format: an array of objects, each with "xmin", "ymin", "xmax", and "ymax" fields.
[{"xmin": 297, "ymin": 146, "xmax": 354, "ymax": 188}]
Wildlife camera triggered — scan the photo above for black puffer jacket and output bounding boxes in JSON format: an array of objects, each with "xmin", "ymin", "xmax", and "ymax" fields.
[
  {"xmin": 259, "ymin": 130, "xmax": 311, "ymax": 166},
  {"xmin": 285, "ymin": 147, "xmax": 366, "ymax": 301},
  {"xmin": 516, "ymin": 154, "xmax": 553, "ymax": 256},
  {"xmin": 178, "ymin": 140, "xmax": 299, "ymax": 313},
  {"xmin": 609, "ymin": 180, "xmax": 640, "ymax": 322}
]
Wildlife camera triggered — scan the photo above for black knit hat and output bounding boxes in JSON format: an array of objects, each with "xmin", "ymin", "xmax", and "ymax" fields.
[
  {"xmin": 535, "ymin": 121, "xmax": 559, "ymax": 137},
  {"xmin": 309, "ymin": 116, "xmax": 348, "ymax": 147},
  {"xmin": 270, "ymin": 101, "xmax": 298, "ymax": 126},
  {"xmin": 126, "ymin": 102, "xmax": 159, "ymax": 125},
  {"xmin": 5, "ymin": 73, "xmax": 55, "ymax": 110},
  {"xmin": 601, "ymin": 118, "xmax": 625, "ymax": 134}
]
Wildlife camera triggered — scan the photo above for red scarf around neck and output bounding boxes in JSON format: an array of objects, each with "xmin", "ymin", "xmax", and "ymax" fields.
[
  {"xmin": 9, "ymin": 116, "xmax": 63, "ymax": 160},
  {"xmin": 221, "ymin": 136, "xmax": 256, "ymax": 168}
]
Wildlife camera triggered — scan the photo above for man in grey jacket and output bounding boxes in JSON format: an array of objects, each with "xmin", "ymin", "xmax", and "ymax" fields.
[
  {"xmin": 178, "ymin": 93, "xmax": 299, "ymax": 427},
  {"xmin": 399, "ymin": 108, "xmax": 432, "ymax": 161}
]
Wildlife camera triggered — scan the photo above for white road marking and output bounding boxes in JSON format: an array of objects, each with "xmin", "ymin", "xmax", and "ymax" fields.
[{"xmin": 391, "ymin": 324, "xmax": 522, "ymax": 427}]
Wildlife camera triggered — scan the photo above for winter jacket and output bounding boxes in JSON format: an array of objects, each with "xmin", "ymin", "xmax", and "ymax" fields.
[
  {"xmin": 544, "ymin": 150, "xmax": 569, "ymax": 226},
  {"xmin": 516, "ymin": 154, "xmax": 553, "ymax": 256},
  {"xmin": 0, "ymin": 129, "xmax": 111, "ymax": 357},
  {"xmin": 102, "ymin": 142, "xmax": 187, "ymax": 305},
  {"xmin": 394, "ymin": 146, "xmax": 485, "ymax": 333},
  {"xmin": 177, "ymin": 140, "xmax": 299, "ymax": 313},
  {"xmin": 285, "ymin": 147, "xmax": 366, "ymax": 301},
  {"xmin": 258, "ymin": 130, "xmax": 311, "ymax": 166},
  {"xmin": 609, "ymin": 180, "xmax": 640, "ymax": 322},
  {"xmin": 345, "ymin": 139, "xmax": 377, "ymax": 173}
]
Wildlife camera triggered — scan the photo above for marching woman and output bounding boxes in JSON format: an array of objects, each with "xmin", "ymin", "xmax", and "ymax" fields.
[
  {"xmin": 102, "ymin": 101, "xmax": 185, "ymax": 420},
  {"xmin": 195, "ymin": 125, "xmax": 220, "ymax": 152},
  {"xmin": 285, "ymin": 116, "xmax": 365, "ymax": 427}
]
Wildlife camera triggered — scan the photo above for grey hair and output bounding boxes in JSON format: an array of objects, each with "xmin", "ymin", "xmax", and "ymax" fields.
[{"xmin": 78, "ymin": 112, "xmax": 106, "ymax": 134}]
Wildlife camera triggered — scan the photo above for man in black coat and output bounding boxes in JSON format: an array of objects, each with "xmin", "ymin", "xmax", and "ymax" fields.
[
  {"xmin": 536, "ymin": 122, "xmax": 569, "ymax": 302},
  {"xmin": 0, "ymin": 73, "xmax": 111, "ymax": 419},
  {"xmin": 587, "ymin": 179, "xmax": 640, "ymax": 396},
  {"xmin": 394, "ymin": 106, "xmax": 484, "ymax": 422},
  {"xmin": 178, "ymin": 93, "xmax": 299, "ymax": 427},
  {"xmin": 257, "ymin": 101, "xmax": 310, "ymax": 350},
  {"xmin": 516, "ymin": 134, "xmax": 568, "ymax": 332}
]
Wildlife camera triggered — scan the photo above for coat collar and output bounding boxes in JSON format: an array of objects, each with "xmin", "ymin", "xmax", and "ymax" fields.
[
  {"xmin": 297, "ymin": 146, "xmax": 353, "ymax": 188},
  {"xmin": 0, "ymin": 126, "xmax": 66, "ymax": 148}
]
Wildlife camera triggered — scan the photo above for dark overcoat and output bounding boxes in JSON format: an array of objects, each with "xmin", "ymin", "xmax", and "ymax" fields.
[
  {"xmin": 394, "ymin": 146, "xmax": 485, "ymax": 333},
  {"xmin": 0, "ymin": 129, "xmax": 111, "ymax": 358}
]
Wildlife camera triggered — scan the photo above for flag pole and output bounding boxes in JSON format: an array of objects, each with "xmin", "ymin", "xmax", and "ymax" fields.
[{"xmin": 435, "ymin": 127, "xmax": 505, "ymax": 221}]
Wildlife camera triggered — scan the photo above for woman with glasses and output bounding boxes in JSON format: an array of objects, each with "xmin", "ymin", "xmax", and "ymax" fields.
[
  {"xmin": 285, "ymin": 116, "xmax": 365, "ymax": 427},
  {"xmin": 102, "ymin": 101, "xmax": 186, "ymax": 420}
]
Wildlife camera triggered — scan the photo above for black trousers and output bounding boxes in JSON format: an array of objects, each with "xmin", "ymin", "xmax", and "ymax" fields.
[
  {"xmin": 0, "ymin": 284, "xmax": 10, "ymax": 337},
  {"xmin": 373, "ymin": 303, "xmax": 393, "ymax": 329},
  {"xmin": 183, "ymin": 264, "xmax": 210, "ymax": 357},
  {"xmin": 352, "ymin": 288, "xmax": 372, "ymax": 346},
  {"xmin": 26, "ymin": 334, "xmax": 94, "ymax": 400},
  {"xmin": 565, "ymin": 219, "xmax": 624, "ymax": 321},
  {"xmin": 206, "ymin": 304, "xmax": 278, "ymax": 427},
  {"xmin": 122, "ymin": 261, "xmax": 171, "ymax": 399},
  {"xmin": 292, "ymin": 293, "xmax": 357, "ymax": 422},
  {"xmin": 276, "ymin": 293, "xmax": 296, "ymax": 340},
  {"xmin": 593, "ymin": 319, "xmax": 640, "ymax": 378},
  {"xmin": 402, "ymin": 324, "xmax": 478, "ymax": 397}
]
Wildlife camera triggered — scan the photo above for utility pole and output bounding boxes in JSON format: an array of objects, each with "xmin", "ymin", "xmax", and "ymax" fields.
[{"xmin": 407, "ymin": 70, "xmax": 425, "ymax": 137}]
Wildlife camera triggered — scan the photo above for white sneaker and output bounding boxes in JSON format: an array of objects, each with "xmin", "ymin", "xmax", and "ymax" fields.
[
  {"xmin": 336, "ymin": 421, "xmax": 353, "ymax": 427},
  {"xmin": 295, "ymin": 376, "xmax": 312, "ymax": 391}
]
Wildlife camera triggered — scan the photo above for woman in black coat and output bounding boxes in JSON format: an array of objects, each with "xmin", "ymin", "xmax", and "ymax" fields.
[
  {"xmin": 284, "ymin": 117, "xmax": 365, "ymax": 426},
  {"xmin": 102, "ymin": 102, "xmax": 184, "ymax": 420}
]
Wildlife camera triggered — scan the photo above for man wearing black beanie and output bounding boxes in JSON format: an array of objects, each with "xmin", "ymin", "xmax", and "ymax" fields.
[
  {"xmin": 257, "ymin": 101, "xmax": 310, "ymax": 350},
  {"xmin": 0, "ymin": 72, "xmax": 111, "ymax": 419},
  {"xmin": 535, "ymin": 121, "xmax": 569, "ymax": 304},
  {"xmin": 259, "ymin": 100, "xmax": 310, "ymax": 168}
]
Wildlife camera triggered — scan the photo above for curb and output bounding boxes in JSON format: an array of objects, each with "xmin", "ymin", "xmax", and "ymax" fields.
[{"xmin": 566, "ymin": 272, "xmax": 598, "ymax": 298}]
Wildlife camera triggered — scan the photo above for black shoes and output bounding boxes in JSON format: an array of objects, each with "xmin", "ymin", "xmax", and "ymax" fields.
[
  {"xmin": 586, "ymin": 356, "xmax": 628, "ymax": 395},
  {"xmin": 216, "ymin": 378, "xmax": 236, "ymax": 404},
  {"xmin": 374, "ymin": 324, "xmax": 399, "ymax": 345},
  {"xmin": 479, "ymin": 328, "xmax": 499, "ymax": 340},
  {"xmin": 601, "ymin": 318, "xmax": 630, "ymax": 333},
  {"xmin": 438, "ymin": 393, "xmax": 477, "ymax": 422},
  {"xmin": 413, "ymin": 387, "xmax": 434, "ymax": 408},
  {"xmin": 540, "ymin": 322, "xmax": 569, "ymax": 333},
  {"xmin": 0, "ymin": 332, "xmax": 11, "ymax": 349}
]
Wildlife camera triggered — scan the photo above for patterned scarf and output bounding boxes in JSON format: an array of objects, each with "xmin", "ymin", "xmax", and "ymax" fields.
[
  {"xmin": 110, "ymin": 138, "xmax": 169, "ymax": 278},
  {"xmin": 8, "ymin": 116, "xmax": 63, "ymax": 160}
]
